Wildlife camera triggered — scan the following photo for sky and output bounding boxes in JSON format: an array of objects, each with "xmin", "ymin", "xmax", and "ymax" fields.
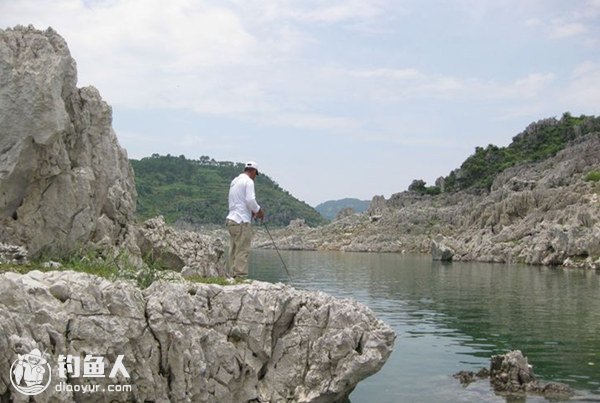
[{"xmin": 1, "ymin": 0, "xmax": 599, "ymax": 206}]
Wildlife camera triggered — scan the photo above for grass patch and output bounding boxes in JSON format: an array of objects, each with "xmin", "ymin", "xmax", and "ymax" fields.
[
  {"xmin": 186, "ymin": 275, "xmax": 246, "ymax": 285},
  {"xmin": 585, "ymin": 170, "xmax": 600, "ymax": 182},
  {"xmin": 0, "ymin": 248, "xmax": 241, "ymax": 289}
]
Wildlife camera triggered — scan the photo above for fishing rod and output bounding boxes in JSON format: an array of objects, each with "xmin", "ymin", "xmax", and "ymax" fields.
[{"xmin": 261, "ymin": 220, "xmax": 292, "ymax": 280}]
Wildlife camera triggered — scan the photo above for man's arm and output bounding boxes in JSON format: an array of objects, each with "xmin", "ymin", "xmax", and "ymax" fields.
[{"xmin": 245, "ymin": 179, "xmax": 261, "ymax": 215}]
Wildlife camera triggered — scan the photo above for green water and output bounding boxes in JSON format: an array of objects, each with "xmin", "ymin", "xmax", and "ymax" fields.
[{"xmin": 249, "ymin": 250, "xmax": 600, "ymax": 402}]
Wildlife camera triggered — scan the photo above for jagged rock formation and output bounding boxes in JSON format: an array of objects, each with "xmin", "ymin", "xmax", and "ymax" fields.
[
  {"xmin": 257, "ymin": 130, "xmax": 600, "ymax": 269},
  {"xmin": 431, "ymin": 235, "xmax": 454, "ymax": 261},
  {"xmin": 0, "ymin": 243, "xmax": 28, "ymax": 264},
  {"xmin": 454, "ymin": 350, "xmax": 573, "ymax": 400},
  {"xmin": 0, "ymin": 270, "xmax": 395, "ymax": 402},
  {"xmin": 0, "ymin": 25, "xmax": 136, "ymax": 257},
  {"xmin": 132, "ymin": 216, "xmax": 226, "ymax": 277}
]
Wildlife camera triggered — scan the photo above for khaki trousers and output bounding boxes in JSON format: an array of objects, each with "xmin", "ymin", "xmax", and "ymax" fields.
[{"xmin": 227, "ymin": 219, "xmax": 253, "ymax": 276}]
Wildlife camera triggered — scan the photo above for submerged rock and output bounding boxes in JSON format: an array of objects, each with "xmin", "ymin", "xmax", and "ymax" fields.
[
  {"xmin": 0, "ymin": 271, "xmax": 395, "ymax": 402},
  {"xmin": 490, "ymin": 350, "xmax": 573, "ymax": 399},
  {"xmin": 455, "ymin": 350, "xmax": 573, "ymax": 401}
]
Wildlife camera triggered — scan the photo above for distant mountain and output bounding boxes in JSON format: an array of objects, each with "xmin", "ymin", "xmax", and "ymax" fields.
[
  {"xmin": 131, "ymin": 154, "xmax": 327, "ymax": 227},
  {"xmin": 315, "ymin": 198, "xmax": 370, "ymax": 220}
]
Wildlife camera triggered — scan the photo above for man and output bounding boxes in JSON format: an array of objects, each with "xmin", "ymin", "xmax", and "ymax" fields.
[{"xmin": 226, "ymin": 161, "xmax": 264, "ymax": 278}]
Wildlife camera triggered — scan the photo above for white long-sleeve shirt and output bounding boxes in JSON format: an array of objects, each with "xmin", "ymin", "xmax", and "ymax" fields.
[{"xmin": 226, "ymin": 173, "xmax": 261, "ymax": 223}]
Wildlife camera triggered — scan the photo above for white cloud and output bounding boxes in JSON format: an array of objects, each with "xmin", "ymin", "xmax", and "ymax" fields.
[
  {"xmin": 259, "ymin": 113, "xmax": 361, "ymax": 131},
  {"xmin": 525, "ymin": 18, "xmax": 542, "ymax": 27},
  {"xmin": 291, "ymin": 0, "xmax": 383, "ymax": 23},
  {"xmin": 340, "ymin": 68, "xmax": 555, "ymax": 101},
  {"xmin": 549, "ymin": 21, "xmax": 587, "ymax": 39},
  {"xmin": 226, "ymin": 0, "xmax": 387, "ymax": 24},
  {"xmin": 352, "ymin": 68, "xmax": 425, "ymax": 80},
  {"xmin": 564, "ymin": 61, "xmax": 600, "ymax": 109},
  {"xmin": 0, "ymin": 0, "xmax": 594, "ymax": 140},
  {"xmin": 1, "ymin": 0, "xmax": 265, "ymax": 109}
]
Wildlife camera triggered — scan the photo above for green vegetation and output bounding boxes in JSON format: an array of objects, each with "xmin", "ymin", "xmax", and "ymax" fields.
[
  {"xmin": 585, "ymin": 170, "xmax": 600, "ymax": 182},
  {"xmin": 131, "ymin": 154, "xmax": 327, "ymax": 227},
  {"xmin": 408, "ymin": 179, "xmax": 442, "ymax": 195},
  {"xmin": 444, "ymin": 113, "xmax": 600, "ymax": 192},
  {"xmin": 186, "ymin": 275, "xmax": 246, "ymax": 285},
  {"xmin": 0, "ymin": 248, "xmax": 243, "ymax": 289},
  {"xmin": 315, "ymin": 198, "xmax": 370, "ymax": 220}
]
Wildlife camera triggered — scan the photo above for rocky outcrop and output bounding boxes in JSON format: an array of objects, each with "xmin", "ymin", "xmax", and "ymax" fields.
[
  {"xmin": 0, "ymin": 270, "xmax": 395, "ymax": 402},
  {"xmin": 257, "ymin": 130, "xmax": 600, "ymax": 269},
  {"xmin": 455, "ymin": 350, "xmax": 573, "ymax": 400},
  {"xmin": 0, "ymin": 243, "xmax": 28, "ymax": 264},
  {"xmin": 132, "ymin": 216, "xmax": 226, "ymax": 277},
  {"xmin": 0, "ymin": 25, "xmax": 136, "ymax": 257},
  {"xmin": 431, "ymin": 235, "xmax": 454, "ymax": 261},
  {"xmin": 335, "ymin": 207, "xmax": 356, "ymax": 221}
]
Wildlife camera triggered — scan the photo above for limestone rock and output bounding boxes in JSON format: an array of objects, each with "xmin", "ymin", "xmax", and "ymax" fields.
[
  {"xmin": 0, "ymin": 26, "xmax": 136, "ymax": 257},
  {"xmin": 255, "ymin": 131, "xmax": 600, "ymax": 268},
  {"xmin": 455, "ymin": 350, "xmax": 573, "ymax": 400},
  {"xmin": 134, "ymin": 216, "xmax": 226, "ymax": 278},
  {"xmin": 0, "ymin": 270, "xmax": 395, "ymax": 402},
  {"xmin": 367, "ymin": 195, "xmax": 387, "ymax": 215},
  {"xmin": 431, "ymin": 235, "xmax": 454, "ymax": 261},
  {"xmin": 335, "ymin": 207, "xmax": 355, "ymax": 220},
  {"xmin": 489, "ymin": 350, "xmax": 536, "ymax": 393},
  {"xmin": 489, "ymin": 350, "xmax": 573, "ymax": 399},
  {"xmin": 288, "ymin": 218, "xmax": 306, "ymax": 228},
  {"xmin": 0, "ymin": 243, "xmax": 28, "ymax": 264}
]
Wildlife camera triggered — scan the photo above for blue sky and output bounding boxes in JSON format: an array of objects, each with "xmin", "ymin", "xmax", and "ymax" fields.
[{"xmin": 2, "ymin": 0, "xmax": 599, "ymax": 206}]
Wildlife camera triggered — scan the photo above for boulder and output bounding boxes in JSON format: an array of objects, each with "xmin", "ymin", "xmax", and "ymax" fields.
[
  {"xmin": 0, "ymin": 270, "xmax": 395, "ymax": 402},
  {"xmin": 134, "ymin": 216, "xmax": 226, "ymax": 278},
  {"xmin": 0, "ymin": 26, "xmax": 136, "ymax": 257},
  {"xmin": 0, "ymin": 243, "xmax": 28, "ymax": 264},
  {"xmin": 431, "ymin": 235, "xmax": 454, "ymax": 261},
  {"xmin": 489, "ymin": 350, "xmax": 573, "ymax": 400},
  {"xmin": 454, "ymin": 350, "xmax": 573, "ymax": 400},
  {"xmin": 335, "ymin": 207, "xmax": 355, "ymax": 220},
  {"xmin": 489, "ymin": 350, "xmax": 537, "ymax": 393}
]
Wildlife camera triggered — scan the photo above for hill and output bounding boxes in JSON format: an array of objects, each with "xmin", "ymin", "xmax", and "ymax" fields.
[
  {"xmin": 131, "ymin": 155, "xmax": 327, "ymax": 227},
  {"xmin": 315, "ymin": 198, "xmax": 370, "ymax": 220},
  {"xmin": 443, "ymin": 113, "xmax": 600, "ymax": 192},
  {"xmin": 257, "ymin": 113, "xmax": 600, "ymax": 269}
]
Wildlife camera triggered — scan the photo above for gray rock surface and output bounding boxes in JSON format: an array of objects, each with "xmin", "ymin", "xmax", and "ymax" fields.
[
  {"xmin": 132, "ymin": 216, "xmax": 227, "ymax": 277},
  {"xmin": 0, "ymin": 270, "xmax": 395, "ymax": 402},
  {"xmin": 454, "ymin": 350, "xmax": 573, "ymax": 400},
  {"xmin": 489, "ymin": 350, "xmax": 573, "ymax": 400},
  {"xmin": 0, "ymin": 25, "xmax": 136, "ymax": 257},
  {"xmin": 0, "ymin": 243, "xmax": 28, "ymax": 264},
  {"xmin": 431, "ymin": 235, "xmax": 454, "ymax": 261}
]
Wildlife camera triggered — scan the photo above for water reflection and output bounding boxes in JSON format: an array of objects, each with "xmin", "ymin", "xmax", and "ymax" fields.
[{"xmin": 249, "ymin": 250, "xmax": 600, "ymax": 402}]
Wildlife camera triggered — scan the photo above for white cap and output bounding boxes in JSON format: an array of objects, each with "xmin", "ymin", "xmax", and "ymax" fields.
[{"xmin": 245, "ymin": 161, "xmax": 259, "ymax": 175}]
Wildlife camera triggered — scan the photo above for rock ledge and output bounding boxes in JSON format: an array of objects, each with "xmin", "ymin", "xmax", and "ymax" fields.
[{"xmin": 0, "ymin": 270, "xmax": 395, "ymax": 402}]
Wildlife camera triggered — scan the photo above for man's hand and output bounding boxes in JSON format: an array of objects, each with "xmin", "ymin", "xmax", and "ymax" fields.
[{"xmin": 254, "ymin": 209, "xmax": 265, "ymax": 220}]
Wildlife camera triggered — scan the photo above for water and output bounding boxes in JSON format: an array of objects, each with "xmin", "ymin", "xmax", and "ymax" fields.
[{"xmin": 249, "ymin": 250, "xmax": 600, "ymax": 402}]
